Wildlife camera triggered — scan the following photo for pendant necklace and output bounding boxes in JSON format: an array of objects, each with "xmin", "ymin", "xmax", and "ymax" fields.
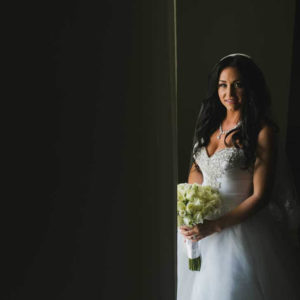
[{"xmin": 217, "ymin": 121, "xmax": 241, "ymax": 140}]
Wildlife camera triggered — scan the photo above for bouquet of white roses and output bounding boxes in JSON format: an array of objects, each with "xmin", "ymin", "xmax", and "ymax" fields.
[{"xmin": 177, "ymin": 183, "xmax": 221, "ymax": 271}]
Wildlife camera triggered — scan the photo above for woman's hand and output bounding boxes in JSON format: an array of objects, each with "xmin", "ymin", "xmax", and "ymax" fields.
[{"xmin": 180, "ymin": 220, "xmax": 221, "ymax": 242}]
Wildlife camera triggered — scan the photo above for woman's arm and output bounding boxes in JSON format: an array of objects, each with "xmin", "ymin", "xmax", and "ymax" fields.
[
  {"xmin": 215, "ymin": 124, "xmax": 278, "ymax": 231},
  {"xmin": 188, "ymin": 162, "xmax": 203, "ymax": 185}
]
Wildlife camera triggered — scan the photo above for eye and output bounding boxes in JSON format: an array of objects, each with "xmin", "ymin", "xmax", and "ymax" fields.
[
  {"xmin": 234, "ymin": 82, "xmax": 243, "ymax": 88},
  {"xmin": 218, "ymin": 83, "xmax": 226, "ymax": 88}
]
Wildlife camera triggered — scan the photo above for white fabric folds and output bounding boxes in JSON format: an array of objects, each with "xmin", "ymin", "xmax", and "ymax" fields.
[{"xmin": 177, "ymin": 143, "xmax": 300, "ymax": 300}]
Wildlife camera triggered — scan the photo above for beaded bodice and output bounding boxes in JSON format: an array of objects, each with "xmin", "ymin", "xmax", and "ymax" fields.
[
  {"xmin": 194, "ymin": 146, "xmax": 250, "ymax": 188},
  {"xmin": 193, "ymin": 143, "xmax": 300, "ymax": 228},
  {"xmin": 194, "ymin": 146, "xmax": 253, "ymax": 215}
]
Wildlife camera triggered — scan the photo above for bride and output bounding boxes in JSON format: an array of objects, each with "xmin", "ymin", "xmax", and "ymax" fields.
[{"xmin": 177, "ymin": 53, "xmax": 300, "ymax": 300}]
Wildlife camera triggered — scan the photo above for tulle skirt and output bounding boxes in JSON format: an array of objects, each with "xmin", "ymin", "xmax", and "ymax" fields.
[{"xmin": 177, "ymin": 207, "xmax": 300, "ymax": 300}]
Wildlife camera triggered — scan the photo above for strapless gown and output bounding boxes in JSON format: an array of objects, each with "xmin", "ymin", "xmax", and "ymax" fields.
[{"xmin": 177, "ymin": 146, "xmax": 300, "ymax": 300}]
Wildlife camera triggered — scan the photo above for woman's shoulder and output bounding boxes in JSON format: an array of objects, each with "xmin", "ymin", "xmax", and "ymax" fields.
[
  {"xmin": 259, "ymin": 121, "xmax": 274, "ymax": 134},
  {"xmin": 257, "ymin": 119, "xmax": 279, "ymax": 151},
  {"xmin": 259, "ymin": 119, "xmax": 279, "ymax": 137}
]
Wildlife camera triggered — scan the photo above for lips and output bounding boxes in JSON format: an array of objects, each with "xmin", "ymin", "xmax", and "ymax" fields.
[{"xmin": 225, "ymin": 99, "xmax": 236, "ymax": 103}]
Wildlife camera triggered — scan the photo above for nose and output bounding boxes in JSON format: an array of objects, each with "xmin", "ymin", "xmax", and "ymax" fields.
[{"xmin": 226, "ymin": 84, "xmax": 235, "ymax": 98}]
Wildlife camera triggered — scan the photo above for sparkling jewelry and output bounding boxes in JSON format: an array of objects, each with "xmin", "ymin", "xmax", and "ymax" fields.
[
  {"xmin": 217, "ymin": 121, "xmax": 241, "ymax": 140},
  {"xmin": 219, "ymin": 53, "xmax": 251, "ymax": 62}
]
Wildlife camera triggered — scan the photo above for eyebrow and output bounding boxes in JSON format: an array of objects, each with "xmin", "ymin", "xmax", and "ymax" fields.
[{"xmin": 219, "ymin": 80, "xmax": 241, "ymax": 82}]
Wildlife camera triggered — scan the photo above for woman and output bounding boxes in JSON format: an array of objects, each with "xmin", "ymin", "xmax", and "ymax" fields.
[{"xmin": 177, "ymin": 53, "xmax": 300, "ymax": 300}]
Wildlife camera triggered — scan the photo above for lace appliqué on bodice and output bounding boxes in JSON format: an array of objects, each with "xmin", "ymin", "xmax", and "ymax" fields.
[{"xmin": 194, "ymin": 147, "xmax": 247, "ymax": 189}]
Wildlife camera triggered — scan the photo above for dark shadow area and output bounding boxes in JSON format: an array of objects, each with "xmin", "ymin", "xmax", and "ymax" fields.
[
  {"xmin": 6, "ymin": 1, "xmax": 134, "ymax": 299},
  {"xmin": 5, "ymin": 1, "xmax": 177, "ymax": 299},
  {"xmin": 286, "ymin": 0, "xmax": 300, "ymax": 244}
]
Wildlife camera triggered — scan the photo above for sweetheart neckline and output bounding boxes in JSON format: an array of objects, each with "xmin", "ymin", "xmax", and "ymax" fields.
[{"xmin": 203, "ymin": 146, "xmax": 242, "ymax": 158}]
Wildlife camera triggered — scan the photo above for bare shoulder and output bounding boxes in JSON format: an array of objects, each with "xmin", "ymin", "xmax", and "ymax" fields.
[
  {"xmin": 257, "ymin": 122, "xmax": 278, "ymax": 158},
  {"xmin": 258, "ymin": 123, "xmax": 277, "ymax": 145}
]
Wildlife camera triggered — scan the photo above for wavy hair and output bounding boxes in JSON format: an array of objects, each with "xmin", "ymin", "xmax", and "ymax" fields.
[{"xmin": 192, "ymin": 54, "xmax": 279, "ymax": 171}]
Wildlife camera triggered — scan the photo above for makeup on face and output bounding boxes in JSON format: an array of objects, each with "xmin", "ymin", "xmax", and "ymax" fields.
[{"xmin": 218, "ymin": 67, "xmax": 244, "ymax": 110}]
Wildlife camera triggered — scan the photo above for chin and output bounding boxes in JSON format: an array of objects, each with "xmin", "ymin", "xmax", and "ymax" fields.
[{"xmin": 226, "ymin": 105, "xmax": 241, "ymax": 112}]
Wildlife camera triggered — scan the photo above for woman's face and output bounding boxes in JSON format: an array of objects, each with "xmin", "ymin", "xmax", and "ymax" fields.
[{"xmin": 217, "ymin": 66, "xmax": 244, "ymax": 112}]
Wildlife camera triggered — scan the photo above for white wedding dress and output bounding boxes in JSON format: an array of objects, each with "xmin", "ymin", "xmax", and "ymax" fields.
[{"xmin": 177, "ymin": 146, "xmax": 300, "ymax": 300}]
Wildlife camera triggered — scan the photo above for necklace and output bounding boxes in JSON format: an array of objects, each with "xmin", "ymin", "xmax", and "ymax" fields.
[{"xmin": 217, "ymin": 121, "xmax": 241, "ymax": 140}]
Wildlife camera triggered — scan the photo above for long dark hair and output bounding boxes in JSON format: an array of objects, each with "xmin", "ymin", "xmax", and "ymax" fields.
[{"xmin": 192, "ymin": 54, "xmax": 279, "ymax": 170}]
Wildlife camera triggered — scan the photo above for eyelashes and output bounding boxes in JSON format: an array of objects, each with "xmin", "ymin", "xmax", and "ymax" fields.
[
  {"xmin": 235, "ymin": 82, "xmax": 243, "ymax": 88},
  {"xmin": 218, "ymin": 82, "xmax": 243, "ymax": 88}
]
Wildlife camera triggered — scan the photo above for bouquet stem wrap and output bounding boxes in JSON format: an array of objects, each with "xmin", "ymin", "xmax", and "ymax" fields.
[{"xmin": 186, "ymin": 239, "xmax": 201, "ymax": 271}]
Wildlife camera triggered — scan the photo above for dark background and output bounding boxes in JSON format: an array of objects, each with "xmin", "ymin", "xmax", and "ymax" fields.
[
  {"xmin": 6, "ymin": 1, "xmax": 177, "ymax": 299},
  {"xmin": 5, "ymin": 0, "xmax": 300, "ymax": 299},
  {"xmin": 7, "ymin": 1, "xmax": 131, "ymax": 299}
]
